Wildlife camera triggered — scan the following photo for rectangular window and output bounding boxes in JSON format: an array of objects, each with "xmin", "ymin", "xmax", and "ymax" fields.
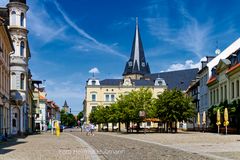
[
  {"xmin": 213, "ymin": 90, "xmax": 216, "ymax": 104},
  {"xmin": 92, "ymin": 94, "xmax": 96, "ymax": 101},
  {"xmin": 111, "ymin": 95, "xmax": 115, "ymax": 102},
  {"xmin": 105, "ymin": 95, "xmax": 109, "ymax": 102},
  {"xmin": 220, "ymin": 86, "xmax": 223, "ymax": 102},
  {"xmin": 225, "ymin": 85, "xmax": 227, "ymax": 100},
  {"xmin": 147, "ymin": 122, "xmax": 151, "ymax": 126},
  {"xmin": 232, "ymin": 82, "xmax": 235, "ymax": 99},
  {"xmin": 91, "ymin": 106, "xmax": 97, "ymax": 112},
  {"xmin": 237, "ymin": 80, "xmax": 239, "ymax": 97},
  {"xmin": 210, "ymin": 91, "xmax": 212, "ymax": 105}
]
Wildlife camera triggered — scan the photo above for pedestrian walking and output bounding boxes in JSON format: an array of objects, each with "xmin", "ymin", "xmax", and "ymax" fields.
[
  {"xmin": 90, "ymin": 123, "xmax": 95, "ymax": 136},
  {"xmin": 85, "ymin": 124, "xmax": 90, "ymax": 136}
]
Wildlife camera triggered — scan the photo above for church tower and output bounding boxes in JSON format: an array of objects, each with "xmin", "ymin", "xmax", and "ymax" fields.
[
  {"xmin": 62, "ymin": 100, "xmax": 70, "ymax": 113},
  {"xmin": 7, "ymin": 0, "xmax": 30, "ymax": 135},
  {"xmin": 122, "ymin": 18, "xmax": 150, "ymax": 80}
]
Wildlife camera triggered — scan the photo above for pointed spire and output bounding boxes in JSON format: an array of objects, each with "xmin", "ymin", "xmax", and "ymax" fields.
[
  {"xmin": 63, "ymin": 100, "xmax": 69, "ymax": 108},
  {"xmin": 123, "ymin": 17, "xmax": 151, "ymax": 77},
  {"xmin": 136, "ymin": 17, "xmax": 138, "ymax": 28}
]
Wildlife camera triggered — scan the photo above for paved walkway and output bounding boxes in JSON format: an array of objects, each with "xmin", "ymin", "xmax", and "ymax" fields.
[
  {"xmin": 98, "ymin": 131, "xmax": 240, "ymax": 160},
  {"xmin": 1, "ymin": 130, "xmax": 240, "ymax": 160},
  {"xmin": 0, "ymin": 132, "xmax": 95, "ymax": 160},
  {"xmin": 70, "ymin": 131, "xmax": 214, "ymax": 160}
]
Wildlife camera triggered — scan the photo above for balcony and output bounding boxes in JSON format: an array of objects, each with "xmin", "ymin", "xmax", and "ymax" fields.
[
  {"xmin": 10, "ymin": 90, "xmax": 23, "ymax": 106},
  {"xmin": 10, "ymin": 56, "xmax": 27, "ymax": 65}
]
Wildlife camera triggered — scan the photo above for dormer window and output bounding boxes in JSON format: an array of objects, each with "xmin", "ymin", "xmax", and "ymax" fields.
[
  {"xmin": 212, "ymin": 68, "xmax": 216, "ymax": 76},
  {"xmin": 237, "ymin": 52, "xmax": 240, "ymax": 63},
  {"xmin": 142, "ymin": 62, "xmax": 145, "ymax": 67},
  {"xmin": 92, "ymin": 80, "xmax": 96, "ymax": 85},
  {"xmin": 231, "ymin": 54, "xmax": 237, "ymax": 66},
  {"xmin": 154, "ymin": 78, "xmax": 166, "ymax": 86},
  {"xmin": 128, "ymin": 61, "xmax": 132, "ymax": 66},
  {"xmin": 158, "ymin": 81, "xmax": 162, "ymax": 85}
]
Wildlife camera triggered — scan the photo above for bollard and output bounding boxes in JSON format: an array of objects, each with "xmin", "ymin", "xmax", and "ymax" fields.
[
  {"xmin": 55, "ymin": 122, "xmax": 60, "ymax": 137},
  {"xmin": 56, "ymin": 123, "xmax": 60, "ymax": 137}
]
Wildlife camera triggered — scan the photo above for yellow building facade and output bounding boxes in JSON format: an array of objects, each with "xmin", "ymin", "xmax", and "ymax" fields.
[
  {"xmin": 0, "ymin": 18, "xmax": 14, "ymax": 136},
  {"xmin": 208, "ymin": 53, "xmax": 240, "ymax": 106}
]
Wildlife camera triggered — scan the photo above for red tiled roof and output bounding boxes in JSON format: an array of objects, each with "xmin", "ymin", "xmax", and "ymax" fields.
[
  {"xmin": 207, "ymin": 76, "xmax": 217, "ymax": 85},
  {"xmin": 226, "ymin": 63, "xmax": 240, "ymax": 74},
  {"xmin": 39, "ymin": 95, "xmax": 45, "ymax": 100}
]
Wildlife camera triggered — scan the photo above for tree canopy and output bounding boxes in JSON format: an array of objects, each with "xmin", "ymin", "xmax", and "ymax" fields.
[
  {"xmin": 60, "ymin": 109, "xmax": 77, "ymax": 127},
  {"xmin": 89, "ymin": 88, "xmax": 195, "ymax": 133}
]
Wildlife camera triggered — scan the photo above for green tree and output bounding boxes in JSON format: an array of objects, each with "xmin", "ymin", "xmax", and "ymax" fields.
[
  {"xmin": 117, "ymin": 88, "xmax": 154, "ymax": 132},
  {"xmin": 77, "ymin": 111, "xmax": 84, "ymax": 121},
  {"xmin": 60, "ymin": 109, "xmax": 67, "ymax": 125},
  {"xmin": 60, "ymin": 109, "xmax": 77, "ymax": 127},
  {"xmin": 155, "ymin": 89, "xmax": 195, "ymax": 133}
]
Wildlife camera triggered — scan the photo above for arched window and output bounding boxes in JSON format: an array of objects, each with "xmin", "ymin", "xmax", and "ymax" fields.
[
  {"xmin": 20, "ymin": 13, "xmax": 24, "ymax": 27},
  {"xmin": 11, "ymin": 72, "xmax": 16, "ymax": 89},
  {"xmin": 20, "ymin": 41, "xmax": 24, "ymax": 56},
  {"xmin": 11, "ymin": 11, "xmax": 16, "ymax": 25},
  {"xmin": 20, "ymin": 73, "xmax": 25, "ymax": 90}
]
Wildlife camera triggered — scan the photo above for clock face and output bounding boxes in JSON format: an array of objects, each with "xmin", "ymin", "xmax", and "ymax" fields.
[
  {"xmin": 142, "ymin": 62, "xmax": 145, "ymax": 67},
  {"xmin": 124, "ymin": 78, "xmax": 131, "ymax": 86}
]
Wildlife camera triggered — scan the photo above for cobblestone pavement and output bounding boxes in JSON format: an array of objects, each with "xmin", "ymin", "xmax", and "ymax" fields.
[
  {"xmin": 0, "ymin": 132, "xmax": 93, "ymax": 160},
  {"xmin": 70, "ymin": 130, "xmax": 214, "ymax": 160},
  {"xmin": 93, "ymin": 131, "xmax": 240, "ymax": 160}
]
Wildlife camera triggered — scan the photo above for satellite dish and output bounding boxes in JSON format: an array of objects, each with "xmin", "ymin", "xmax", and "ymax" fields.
[{"xmin": 215, "ymin": 49, "xmax": 221, "ymax": 55}]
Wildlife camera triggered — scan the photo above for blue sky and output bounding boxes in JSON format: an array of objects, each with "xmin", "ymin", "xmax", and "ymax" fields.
[{"xmin": 1, "ymin": 0, "xmax": 240, "ymax": 114}]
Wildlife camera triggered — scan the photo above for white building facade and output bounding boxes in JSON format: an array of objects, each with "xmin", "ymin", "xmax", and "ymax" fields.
[{"xmin": 7, "ymin": 0, "xmax": 31, "ymax": 135}]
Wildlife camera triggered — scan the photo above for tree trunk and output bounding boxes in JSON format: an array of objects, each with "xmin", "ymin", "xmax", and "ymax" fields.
[
  {"xmin": 170, "ymin": 122, "xmax": 172, "ymax": 133},
  {"xmin": 175, "ymin": 121, "xmax": 177, "ymax": 133},
  {"xmin": 137, "ymin": 122, "xmax": 140, "ymax": 133},
  {"xmin": 118, "ymin": 121, "xmax": 121, "ymax": 132},
  {"xmin": 166, "ymin": 122, "xmax": 168, "ymax": 133}
]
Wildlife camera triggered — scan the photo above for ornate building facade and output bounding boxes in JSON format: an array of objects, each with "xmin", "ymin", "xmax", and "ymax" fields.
[
  {"xmin": 0, "ymin": 18, "xmax": 14, "ymax": 136},
  {"xmin": 7, "ymin": 0, "xmax": 30, "ymax": 135},
  {"xmin": 84, "ymin": 19, "xmax": 198, "ymax": 124},
  {"xmin": 207, "ymin": 43, "xmax": 240, "ymax": 106}
]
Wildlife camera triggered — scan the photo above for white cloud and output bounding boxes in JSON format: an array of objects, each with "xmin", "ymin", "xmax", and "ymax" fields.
[
  {"xmin": 145, "ymin": 1, "xmax": 212, "ymax": 59},
  {"xmin": 167, "ymin": 60, "xmax": 201, "ymax": 71},
  {"xmin": 89, "ymin": 67, "xmax": 100, "ymax": 74},
  {"xmin": 53, "ymin": 0, "xmax": 127, "ymax": 60},
  {"xmin": 28, "ymin": 0, "xmax": 67, "ymax": 44}
]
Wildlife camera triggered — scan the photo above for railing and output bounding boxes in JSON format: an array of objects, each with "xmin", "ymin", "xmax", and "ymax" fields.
[{"xmin": 10, "ymin": 56, "xmax": 27, "ymax": 65}]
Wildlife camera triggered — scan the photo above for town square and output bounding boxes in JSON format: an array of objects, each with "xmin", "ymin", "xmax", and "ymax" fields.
[{"xmin": 1, "ymin": 0, "xmax": 240, "ymax": 160}]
